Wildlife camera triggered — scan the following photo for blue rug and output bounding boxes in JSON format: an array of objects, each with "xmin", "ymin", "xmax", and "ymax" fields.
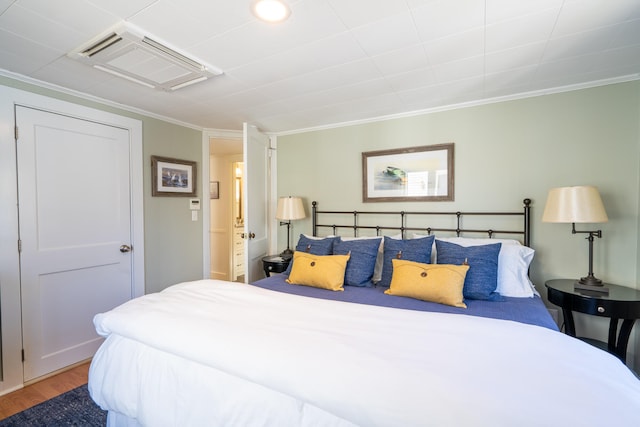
[{"xmin": 0, "ymin": 385, "xmax": 106, "ymax": 426}]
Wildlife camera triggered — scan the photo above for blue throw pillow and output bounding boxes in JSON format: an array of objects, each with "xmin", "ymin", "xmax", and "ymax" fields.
[
  {"xmin": 379, "ymin": 235, "xmax": 435, "ymax": 287},
  {"xmin": 284, "ymin": 235, "xmax": 338, "ymax": 275},
  {"xmin": 333, "ymin": 237, "xmax": 382, "ymax": 287},
  {"xmin": 435, "ymin": 240, "xmax": 504, "ymax": 301}
]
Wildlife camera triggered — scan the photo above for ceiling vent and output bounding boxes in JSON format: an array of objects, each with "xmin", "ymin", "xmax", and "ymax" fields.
[{"xmin": 68, "ymin": 22, "xmax": 222, "ymax": 91}]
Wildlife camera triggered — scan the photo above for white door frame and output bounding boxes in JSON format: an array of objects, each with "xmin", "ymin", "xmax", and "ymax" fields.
[
  {"xmin": 0, "ymin": 86, "xmax": 144, "ymax": 394},
  {"xmin": 201, "ymin": 129, "xmax": 278, "ymax": 280}
]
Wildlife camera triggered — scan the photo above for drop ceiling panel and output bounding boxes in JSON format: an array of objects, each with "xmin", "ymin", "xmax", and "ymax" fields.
[
  {"xmin": 372, "ymin": 45, "xmax": 431, "ymax": 77},
  {"xmin": 128, "ymin": 1, "xmax": 212, "ymax": 49},
  {"xmin": 18, "ymin": 0, "xmax": 117, "ymax": 36},
  {"xmin": 326, "ymin": 0, "xmax": 409, "ymax": 29},
  {"xmin": 350, "ymin": 12, "xmax": 422, "ymax": 57},
  {"xmin": 423, "ymin": 28, "xmax": 484, "ymax": 65},
  {"xmin": 0, "ymin": 4, "xmax": 86, "ymax": 51},
  {"xmin": 0, "ymin": 28, "xmax": 60, "ymax": 74},
  {"xmin": 485, "ymin": 9, "xmax": 558, "ymax": 53},
  {"xmin": 485, "ymin": 0, "xmax": 563, "ymax": 25},
  {"xmin": 412, "ymin": 0, "xmax": 485, "ymax": 41}
]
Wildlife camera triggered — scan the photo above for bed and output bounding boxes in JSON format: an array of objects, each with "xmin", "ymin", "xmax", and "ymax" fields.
[{"xmin": 88, "ymin": 200, "xmax": 640, "ymax": 426}]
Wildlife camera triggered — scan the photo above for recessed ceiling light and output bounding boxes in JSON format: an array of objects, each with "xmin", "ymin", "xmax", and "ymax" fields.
[{"xmin": 251, "ymin": 0, "xmax": 291, "ymax": 23}]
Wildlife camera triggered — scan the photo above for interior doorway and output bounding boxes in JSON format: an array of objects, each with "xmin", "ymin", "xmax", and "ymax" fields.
[
  {"xmin": 209, "ymin": 136, "xmax": 243, "ymax": 281},
  {"xmin": 231, "ymin": 161, "xmax": 245, "ymax": 282}
]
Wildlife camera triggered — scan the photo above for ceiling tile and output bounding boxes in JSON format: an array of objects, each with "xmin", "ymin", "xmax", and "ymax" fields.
[
  {"xmin": 485, "ymin": 0, "xmax": 563, "ymax": 25},
  {"xmin": 0, "ymin": 3, "xmax": 86, "ymax": 51},
  {"xmin": 350, "ymin": 12, "xmax": 421, "ymax": 56},
  {"xmin": 542, "ymin": 26, "xmax": 620, "ymax": 63},
  {"xmin": 86, "ymin": 0, "xmax": 158, "ymax": 19},
  {"xmin": 326, "ymin": 0, "xmax": 408, "ymax": 29},
  {"xmin": 432, "ymin": 56, "xmax": 484, "ymax": 83},
  {"xmin": 486, "ymin": 8, "xmax": 558, "ymax": 53},
  {"xmin": 256, "ymin": 58, "xmax": 383, "ymax": 100},
  {"xmin": 553, "ymin": 0, "xmax": 639, "ymax": 37},
  {"xmin": 372, "ymin": 44, "xmax": 430, "ymax": 77},
  {"xmin": 423, "ymin": 28, "xmax": 484, "ymax": 66},
  {"xmin": 128, "ymin": 1, "xmax": 214, "ymax": 49},
  {"xmin": 412, "ymin": 0, "xmax": 484, "ymax": 41},
  {"xmin": 384, "ymin": 66, "xmax": 437, "ymax": 92},
  {"xmin": 485, "ymin": 42, "xmax": 546, "ymax": 74},
  {"xmin": 18, "ymin": 0, "xmax": 118, "ymax": 36},
  {"xmin": 0, "ymin": 28, "xmax": 60, "ymax": 74}
]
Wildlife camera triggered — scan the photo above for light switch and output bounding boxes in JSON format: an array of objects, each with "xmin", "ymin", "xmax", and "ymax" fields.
[{"xmin": 192, "ymin": 211, "xmax": 198, "ymax": 221}]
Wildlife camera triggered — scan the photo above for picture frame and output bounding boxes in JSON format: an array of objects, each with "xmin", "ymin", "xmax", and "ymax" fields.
[
  {"xmin": 151, "ymin": 155, "xmax": 197, "ymax": 197},
  {"xmin": 210, "ymin": 181, "xmax": 219, "ymax": 199},
  {"xmin": 362, "ymin": 143, "xmax": 454, "ymax": 202}
]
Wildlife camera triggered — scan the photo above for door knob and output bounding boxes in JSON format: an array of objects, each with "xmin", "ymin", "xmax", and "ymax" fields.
[
  {"xmin": 119, "ymin": 245, "xmax": 132, "ymax": 253},
  {"xmin": 249, "ymin": 232, "xmax": 256, "ymax": 239}
]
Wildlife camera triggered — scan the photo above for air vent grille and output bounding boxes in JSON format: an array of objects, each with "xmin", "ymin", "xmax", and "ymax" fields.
[
  {"xmin": 68, "ymin": 22, "xmax": 222, "ymax": 91},
  {"xmin": 81, "ymin": 33, "xmax": 122, "ymax": 57}
]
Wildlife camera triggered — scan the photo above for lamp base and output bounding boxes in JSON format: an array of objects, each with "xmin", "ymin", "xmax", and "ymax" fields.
[
  {"xmin": 279, "ymin": 248, "xmax": 293, "ymax": 259},
  {"xmin": 574, "ymin": 276, "xmax": 609, "ymax": 295}
]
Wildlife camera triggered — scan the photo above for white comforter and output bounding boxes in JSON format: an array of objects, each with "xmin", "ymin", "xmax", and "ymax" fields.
[{"xmin": 89, "ymin": 279, "xmax": 640, "ymax": 426}]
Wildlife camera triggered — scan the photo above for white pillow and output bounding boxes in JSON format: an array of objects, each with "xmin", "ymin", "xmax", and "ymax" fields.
[{"xmin": 434, "ymin": 237, "xmax": 537, "ymax": 298}]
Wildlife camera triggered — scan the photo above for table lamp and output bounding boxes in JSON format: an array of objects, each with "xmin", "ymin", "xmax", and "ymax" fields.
[
  {"xmin": 276, "ymin": 196, "xmax": 306, "ymax": 257},
  {"xmin": 542, "ymin": 185, "xmax": 609, "ymax": 294}
]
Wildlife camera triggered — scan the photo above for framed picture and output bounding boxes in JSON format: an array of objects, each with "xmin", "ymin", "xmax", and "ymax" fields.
[
  {"xmin": 151, "ymin": 155, "xmax": 197, "ymax": 197},
  {"xmin": 210, "ymin": 181, "xmax": 219, "ymax": 199},
  {"xmin": 362, "ymin": 143, "xmax": 454, "ymax": 202}
]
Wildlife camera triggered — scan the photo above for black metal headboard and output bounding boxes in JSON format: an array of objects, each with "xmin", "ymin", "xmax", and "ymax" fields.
[{"xmin": 312, "ymin": 199, "xmax": 532, "ymax": 247}]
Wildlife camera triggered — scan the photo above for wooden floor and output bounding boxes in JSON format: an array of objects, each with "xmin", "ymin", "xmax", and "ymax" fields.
[{"xmin": 0, "ymin": 362, "xmax": 90, "ymax": 420}]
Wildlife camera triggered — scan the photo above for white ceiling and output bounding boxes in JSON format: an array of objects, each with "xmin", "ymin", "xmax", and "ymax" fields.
[{"xmin": 1, "ymin": 0, "xmax": 639, "ymax": 134}]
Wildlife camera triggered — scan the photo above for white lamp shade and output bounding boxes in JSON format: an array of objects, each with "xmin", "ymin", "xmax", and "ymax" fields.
[
  {"xmin": 276, "ymin": 196, "xmax": 306, "ymax": 220},
  {"xmin": 542, "ymin": 186, "xmax": 608, "ymax": 223}
]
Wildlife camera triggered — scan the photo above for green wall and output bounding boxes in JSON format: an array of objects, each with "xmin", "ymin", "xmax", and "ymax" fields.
[
  {"xmin": 277, "ymin": 81, "xmax": 640, "ymax": 370},
  {"xmin": 0, "ymin": 76, "xmax": 204, "ymax": 294},
  {"xmin": 277, "ymin": 81, "xmax": 640, "ymax": 292},
  {"xmin": 143, "ymin": 119, "xmax": 203, "ymax": 293}
]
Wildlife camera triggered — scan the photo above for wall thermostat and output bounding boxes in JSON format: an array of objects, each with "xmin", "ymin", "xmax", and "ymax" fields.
[{"xmin": 189, "ymin": 198, "xmax": 201, "ymax": 210}]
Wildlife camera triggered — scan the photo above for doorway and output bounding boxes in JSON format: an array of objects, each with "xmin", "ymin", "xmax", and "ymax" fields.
[
  {"xmin": 231, "ymin": 161, "xmax": 245, "ymax": 282},
  {"xmin": 208, "ymin": 136, "xmax": 243, "ymax": 281}
]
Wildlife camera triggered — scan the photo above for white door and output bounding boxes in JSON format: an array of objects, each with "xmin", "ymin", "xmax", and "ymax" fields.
[
  {"xmin": 16, "ymin": 106, "xmax": 134, "ymax": 381},
  {"xmin": 243, "ymin": 123, "xmax": 270, "ymax": 283}
]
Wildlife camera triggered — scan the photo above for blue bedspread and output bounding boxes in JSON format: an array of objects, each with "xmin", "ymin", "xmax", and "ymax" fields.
[{"xmin": 251, "ymin": 275, "xmax": 558, "ymax": 330}]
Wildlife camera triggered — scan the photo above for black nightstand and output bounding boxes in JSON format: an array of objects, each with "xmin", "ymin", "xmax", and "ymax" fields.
[
  {"xmin": 261, "ymin": 255, "xmax": 291, "ymax": 277},
  {"xmin": 546, "ymin": 279, "xmax": 640, "ymax": 363}
]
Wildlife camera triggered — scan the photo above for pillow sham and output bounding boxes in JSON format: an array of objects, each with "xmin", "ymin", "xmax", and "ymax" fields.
[
  {"xmin": 436, "ymin": 237, "xmax": 536, "ymax": 298},
  {"xmin": 284, "ymin": 234, "xmax": 339, "ymax": 275},
  {"xmin": 286, "ymin": 252, "xmax": 350, "ymax": 291},
  {"xmin": 379, "ymin": 235, "xmax": 435, "ymax": 287},
  {"xmin": 435, "ymin": 240, "xmax": 503, "ymax": 301},
  {"xmin": 333, "ymin": 237, "xmax": 382, "ymax": 287},
  {"xmin": 386, "ymin": 259, "xmax": 468, "ymax": 308}
]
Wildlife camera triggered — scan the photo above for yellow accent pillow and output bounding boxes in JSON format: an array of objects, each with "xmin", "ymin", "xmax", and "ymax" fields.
[
  {"xmin": 385, "ymin": 259, "xmax": 469, "ymax": 308},
  {"xmin": 286, "ymin": 251, "xmax": 350, "ymax": 291}
]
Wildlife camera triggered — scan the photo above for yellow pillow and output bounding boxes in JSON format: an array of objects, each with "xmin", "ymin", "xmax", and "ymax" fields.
[
  {"xmin": 286, "ymin": 251, "xmax": 350, "ymax": 291},
  {"xmin": 385, "ymin": 259, "xmax": 469, "ymax": 308}
]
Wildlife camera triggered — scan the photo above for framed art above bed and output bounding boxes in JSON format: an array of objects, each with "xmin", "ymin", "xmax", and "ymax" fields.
[{"xmin": 362, "ymin": 143, "xmax": 454, "ymax": 202}]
